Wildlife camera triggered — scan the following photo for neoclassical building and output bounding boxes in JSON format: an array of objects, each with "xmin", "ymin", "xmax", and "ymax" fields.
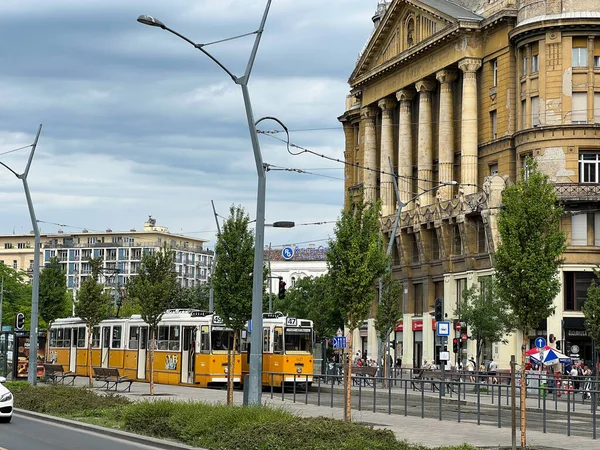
[{"xmin": 340, "ymin": 0, "xmax": 600, "ymax": 369}]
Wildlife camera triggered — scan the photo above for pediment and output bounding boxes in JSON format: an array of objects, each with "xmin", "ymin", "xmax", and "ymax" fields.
[{"xmin": 351, "ymin": 0, "xmax": 480, "ymax": 83}]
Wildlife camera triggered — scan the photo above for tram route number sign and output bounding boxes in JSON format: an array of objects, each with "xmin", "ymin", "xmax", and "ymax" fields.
[{"xmin": 333, "ymin": 336, "xmax": 346, "ymax": 350}]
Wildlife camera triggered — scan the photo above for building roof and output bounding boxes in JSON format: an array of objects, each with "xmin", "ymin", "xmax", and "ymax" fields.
[
  {"xmin": 417, "ymin": 0, "xmax": 482, "ymax": 21},
  {"xmin": 518, "ymin": 11, "xmax": 600, "ymax": 27}
]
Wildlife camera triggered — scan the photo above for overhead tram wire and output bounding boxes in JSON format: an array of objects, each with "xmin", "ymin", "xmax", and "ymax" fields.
[{"xmin": 0, "ymin": 144, "xmax": 35, "ymax": 157}]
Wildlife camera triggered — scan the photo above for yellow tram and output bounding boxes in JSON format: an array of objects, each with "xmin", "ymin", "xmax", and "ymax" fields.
[
  {"xmin": 49, "ymin": 309, "xmax": 241, "ymax": 387},
  {"xmin": 242, "ymin": 312, "xmax": 314, "ymax": 388}
]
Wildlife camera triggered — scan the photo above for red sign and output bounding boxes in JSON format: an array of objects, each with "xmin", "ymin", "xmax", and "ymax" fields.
[
  {"xmin": 412, "ymin": 320, "xmax": 423, "ymax": 331},
  {"xmin": 461, "ymin": 333, "xmax": 468, "ymax": 340},
  {"xmin": 431, "ymin": 320, "xmax": 437, "ymax": 331},
  {"xmin": 395, "ymin": 321, "xmax": 403, "ymax": 332}
]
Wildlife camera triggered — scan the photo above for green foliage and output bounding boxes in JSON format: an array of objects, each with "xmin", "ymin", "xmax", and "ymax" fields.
[
  {"xmin": 273, "ymin": 274, "xmax": 343, "ymax": 340},
  {"xmin": 494, "ymin": 158, "xmax": 566, "ymax": 334},
  {"xmin": 0, "ymin": 264, "xmax": 32, "ymax": 329},
  {"xmin": 168, "ymin": 284, "xmax": 209, "ymax": 310},
  {"xmin": 39, "ymin": 256, "xmax": 71, "ymax": 326},
  {"xmin": 374, "ymin": 270, "xmax": 403, "ymax": 342},
  {"xmin": 126, "ymin": 245, "xmax": 177, "ymax": 330},
  {"xmin": 74, "ymin": 257, "xmax": 111, "ymax": 329},
  {"xmin": 213, "ymin": 205, "xmax": 256, "ymax": 331},
  {"xmin": 327, "ymin": 194, "xmax": 388, "ymax": 331},
  {"xmin": 583, "ymin": 270, "xmax": 600, "ymax": 351},
  {"xmin": 457, "ymin": 277, "xmax": 514, "ymax": 367}
]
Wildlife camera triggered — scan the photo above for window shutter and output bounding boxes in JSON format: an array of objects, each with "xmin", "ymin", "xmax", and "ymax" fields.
[
  {"xmin": 571, "ymin": 214, "xmax": 587, "ymax": 246},
  {"xmin": 595, "ymin": 212, "xmax": 600, "ymax": 246},
  {"xmin": 595, "ymin": 93, "xmax": 600, "ymax": 123},
  {"xmin": 572, "ymin": 93, "xmax": 587, "ymax": 123}
]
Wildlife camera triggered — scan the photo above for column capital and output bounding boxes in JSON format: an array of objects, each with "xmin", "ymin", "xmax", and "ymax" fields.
[
  {"xmin": 360, "ymin": 106, "xmax": 378, "ymax": 120},
  {"xmin": 435, "ymin": 69, "xmax": 458, "ymax": 85},
  {"xmin": 458, "ymin": 58, "xmax": 482, "ymax": 74},
  {"xmin": 396, "ymin": 88, "xmax": 415, "ymax": 102},
  {"xmin": 378, "ymin": 98, "xmax": 396, "ymax": 111},
  {"xmin": 415, "ymin": 79, "xmax": 436, "ymax": 93}
]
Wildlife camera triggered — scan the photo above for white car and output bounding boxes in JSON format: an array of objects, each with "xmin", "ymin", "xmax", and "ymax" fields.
[{"xmin": 0, "ymin": 376, "xmax": 13, "ymax": 423}]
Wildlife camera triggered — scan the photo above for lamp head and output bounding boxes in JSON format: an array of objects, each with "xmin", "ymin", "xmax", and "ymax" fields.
[
  {"xmin": 272, "ymin": 221, "xmax": 295, "ymax": 229},
  {"xmin": 137, "ymin": 15, "xmax": 166, "ymax": 29}
]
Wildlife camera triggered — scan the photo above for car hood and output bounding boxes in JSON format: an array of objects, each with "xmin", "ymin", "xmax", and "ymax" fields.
[{"xmin": 0, "ymin": 383, "xmax": 10, "ymax": 397}]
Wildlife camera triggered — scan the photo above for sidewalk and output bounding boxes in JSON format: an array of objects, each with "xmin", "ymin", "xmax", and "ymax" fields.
[{"xmin": 64, "ymin": 377, "xmax": 594, "ymax": 449}]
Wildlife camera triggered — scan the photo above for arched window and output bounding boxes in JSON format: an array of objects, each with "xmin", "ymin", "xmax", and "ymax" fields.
[
  {"xmin": 291, "ymin": 276, "xmax": 296, "ymax": 287},
  {"xmin": 406, "ymin": 18, "xmax": 415, "ymax": 47}
]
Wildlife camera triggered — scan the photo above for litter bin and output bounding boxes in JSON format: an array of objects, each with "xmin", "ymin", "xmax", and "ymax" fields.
[{"xmin": 540, "ymin": 381, "xmax": 548, "ymax": 398}]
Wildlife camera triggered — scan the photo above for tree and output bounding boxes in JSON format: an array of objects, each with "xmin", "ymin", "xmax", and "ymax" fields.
[
  {"xmin": 126, "ymin": 245, "xmax": 177, "ymax": 395},
  {"xmin": 457, "ymin": 277, "xmax": 514, "ymax": 372},
  {"xmin": 213, "ymin": 205, "xmax": 255, "ymax": 406},
  {"xmin": 494, "ymin": 158, "xmax": 566, "ymax": 448},
  {"xmin": 0, "ymin": 264, "xmax": 31, "ymax": 330},
  {"xmin": 273, "ymin": 274, "xmax": 343, "ymax": 341},
  {"xmin": 327, "ymin": 193, "xmax": 388, "ymax": 421},
  {"xmin": 168, "ymin": 284, "xmax": 209, "ymax": 310},
  {"xmin": 583, "ymin": 269, "xmax": 600, "ymax": 405},
  {"xmin": 374, "ymin": 270, "xmax": 403, "ymax": 381},
  {"xmin": 74, "ymin": 258, "xmax": 111, "ymax": 387}
]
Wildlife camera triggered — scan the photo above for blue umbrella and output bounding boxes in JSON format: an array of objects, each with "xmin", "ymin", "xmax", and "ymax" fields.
[{"xmin": 530, "ymin": 348, "xmax": 571, "ymax": 366}]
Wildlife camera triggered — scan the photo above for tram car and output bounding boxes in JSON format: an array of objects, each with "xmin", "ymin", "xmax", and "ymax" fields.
[
  {"xmin": 242, "ymin": 312, "xmax": 314, "ymax": 388},
  {"xmin": 49, "ymin": 309, "xmax": 241, "ymax": 388}
]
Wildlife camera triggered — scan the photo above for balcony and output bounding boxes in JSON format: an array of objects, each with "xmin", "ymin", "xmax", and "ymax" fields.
[{"xmin": 555, "ymin": 183, "xmax": 600, "ymax": 211}]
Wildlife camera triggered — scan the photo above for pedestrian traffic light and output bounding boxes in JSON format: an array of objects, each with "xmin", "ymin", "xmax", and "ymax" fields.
[
  {"xmin": 15, "ymin": 313, "xmax": 25, "ymax": 330},
  {"xmin": 452, "ymin": 338, "xmax": 459, "ymax": 353},
  {"xmin": 278, "ymin": 277, "xmax": 286, "ymax": 299},
  {"xmin": 434, "ymin": 298, "xmax": 444, "ymax": 322},
  {"xmin": 460, "ymin": 321, "xmax": 468, "ymax": 339}
]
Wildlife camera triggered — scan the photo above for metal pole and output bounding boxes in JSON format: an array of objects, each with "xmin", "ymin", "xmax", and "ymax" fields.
[
  {"xmin": 268, "ymin": 243, "xmax": 272, "ymax": 313},
  {"xmin": 0, "ymin": 277, "xmax": 4, "ymax": 329},
  {"xmin": 511, "ymin": 355, "xmax": 516, "ymax": 450},
  {"xmin": 209, "ymin": 200, "xmax": 221, "ymax": 313}
]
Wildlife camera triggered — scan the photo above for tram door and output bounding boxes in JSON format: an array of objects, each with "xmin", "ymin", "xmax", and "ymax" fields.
[
  {"xmin": 101, "ymin": 326, "xmax": 110, "ymax": 367},
  {"xmin": 69, "ymin": 328, "xmax": 77, "ymax": 373},
  {"xmin": 181, "ymin": 327, "xmax": 195, "ymax": 384},
  {"xmin": 137, "ymin": 327, "xmax": 148, "ymax": 380}
]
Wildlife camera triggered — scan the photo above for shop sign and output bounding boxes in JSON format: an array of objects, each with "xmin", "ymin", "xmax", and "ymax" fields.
[
  {"xmin": 395, "ymin": 321, "xmax": 403, "ymax": 332},
  {"xmin": 566, "ymin": 329, "xmax": 588, "ymax": 337},
  {"xmin": 412, "ymin": 320, "xmax": 423, "ymax": 331}
]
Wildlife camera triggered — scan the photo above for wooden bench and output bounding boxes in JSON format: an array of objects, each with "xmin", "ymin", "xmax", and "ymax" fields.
[
  {"xmin": 93, "ymin": 366, "xmax": 133, "ymax": 392},
  {"xmin": 352, "ymin": 366, "xmax": 377, "ymax": 386},
  {"xmin": 44, "ymin": 364, "xmax": 77, "ymax": 386}
]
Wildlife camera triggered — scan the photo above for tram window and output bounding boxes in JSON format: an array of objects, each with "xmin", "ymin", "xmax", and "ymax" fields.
[
  {"xmin": 140, "ymin": 327, "xmax": 148, "ymax": 350},
  {"xmin": 92, "ymin": 327, "xmax": 100, "ymax": 348},
  {"xmin": 284, "ymin": 328, "xmax": 312, "ymax": 353},
  {"xmin": 77, "ymin": 327, "xmax": 86, "ymax": 348},
  {"xmin": 50, "ymin": 329, "xmax": 57, "ymax": 347},
  {"xmin": 273, "ymin": 327, "xmax": 283, "ymax": 354},
  {"xmin": 263, "ymin": 328, "xmax": 270, "ymax": 353},
  {"xmin": 200, "ymin": 325, "xmax": 210, "ymax": 354},
  {"xmin": 112, "ymin": 326, "xmax": 122, "ymax": 349},
  {"xmin": 158, "ymin": 325, "xmax": 180, "ymax": 351},
  {"xmin": 102, "ymin": 327, "xmax": 110, "ymax": 348},
  {"xmin": 129, "ymin": 326, "xmax": 140, "ymax": 349},
  {"xmin": 210, "ymin": 329, "xmax": 236, "ymax": 351},
  {"xmin": 63, "ymin": 328, "xmax": 72, "ymax": 348}
]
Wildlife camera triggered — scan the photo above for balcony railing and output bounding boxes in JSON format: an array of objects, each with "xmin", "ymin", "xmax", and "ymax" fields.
[{"xmin": 554, "ymin": 183, "xmax": 600, "ymax": 202}]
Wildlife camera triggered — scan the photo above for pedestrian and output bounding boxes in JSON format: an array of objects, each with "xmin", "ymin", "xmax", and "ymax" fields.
[
  {"xmin": 466, "ymin": 357, "xmax": 475, "ymax": 382},
  {"xmin": 488, "ymin": 358, "xmax": 498, "ymax": 384}
]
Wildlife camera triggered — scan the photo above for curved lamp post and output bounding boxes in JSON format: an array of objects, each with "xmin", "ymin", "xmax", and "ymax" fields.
[
  {"xmin": 138, "ymin": 1, "xmax": 272, "ymax": 405},
  {"xmin": 0, "ymin": 124, "xmax": 43, "ymax": 385}
]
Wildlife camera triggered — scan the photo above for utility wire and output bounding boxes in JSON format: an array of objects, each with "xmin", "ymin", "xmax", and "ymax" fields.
[{"xmin": 0, "ymin": 144, "xmax": 33, "ymax": 157}]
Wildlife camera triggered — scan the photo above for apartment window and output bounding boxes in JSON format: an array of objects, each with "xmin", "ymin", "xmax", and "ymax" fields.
[
  {"xmin": 572, "ymin": 92, "xmax": 587, "ymax": 124},
  {"xmin": 595, "ymin": 212, "xmax": 600, "ymax": 246},
  {"xmin": 489, "ymin": 163, "xmax": 499, "ymax": 176},
  {"xmin": 579, "ymin": 151, "xmax": 600, "ymax": 183},
  {"xmin": 564, "ymin": 271, "xmax": 595, "ymax": 311},
  {"xmin": 595, "ymin": 55, "xmax": 600, "ymax": 67},
  {"xmin": 12, "ymin": 260, "xmax": 17, "ymax": 269},
  {"xmin": 522, "ymin": 56, "xmax": 527, "ymax": 76},
  {"xmin": 490, "ymin": 110, "xmax": 497, "ymax": 138},
  {"xmin": 572, "ymin": 47, "xmax": 588, "ymax": 67},
  {"xmin": 456, "ymin": 278, "xmax": 467, "ymax": 312},
  {"xmin": 4, "ymin": 243, "xmax": 12, "ymax": 249},
  {"xmin": 521, "ymin": 100, "xmax": 526, "ymax": 128},
  {"xmin": 452, "ymin": 225, "xmax": 463, "ymax": 256},
  {"xmin": 595, "ymin": 93, "xmax": 600, "ymax": 123},
  {"xmin": 531, "ymin": 96, "xmax": 540, "ymax": 126},
  {"xmin": 571, "ymin": 214, "xmax": 588, "ymax": 246},
  {"xmin": 87, "ymin": 237, "xmax": 97, "ymax": 245},
  {"xmin": 521, "ymin": 153, "xmax": 533, "ymax": 180},
  {"xmin": 477, "ymin": 220, "xmax": 488, "ymax": 253},
  {"xmin": 17, "ymin": 242, "xmax": 26, "ymax": 249},
  {"xmin": 491, "ymin": 59, "xmax": 498, "ymax": 87},
  {"xmin": 531, "ymin": 54, "xmax": 539, "ymax": 73},
  {"xmin": 431, "ymin": 231, "xmax": 440, "ymax": 260},
  {"xmin": 413, "ymin": 283, "xmax": 423, "ymax": 315},
  {"xmin": 411, "ymin": 234, "xmax": 419, "ymax": 264}
]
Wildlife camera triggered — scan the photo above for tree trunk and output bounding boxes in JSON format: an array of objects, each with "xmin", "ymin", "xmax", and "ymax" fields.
[
  {"xmin": 45, "ymin": 328, "xmax": 51, "ymax": 364},
  {"xmin": 345, "ymin": 331, "xmax": 353, "ymax": 422},
  {"xmin": 520, "ymin": 333, "xmax": 527, "ymax": 449},
  {"xmin": 150, "ymin": 327, "xmax": 155, "ymax": 396},
  {"xmin": 87, "ymin": 327, "xmax": 93, "ymax": 387},
  {"xmin": 227, "ymin": 330, "xmax": 237, "ymax": 406}
]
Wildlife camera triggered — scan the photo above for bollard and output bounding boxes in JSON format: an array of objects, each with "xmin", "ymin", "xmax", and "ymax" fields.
[{"xmin": 243, "ymin": 374, "xmax": 250, "ymax": 405}]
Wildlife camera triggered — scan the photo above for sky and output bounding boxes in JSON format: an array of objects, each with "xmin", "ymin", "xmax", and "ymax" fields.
[{"xmin": 0, "ymin": 0, "xmax": 377, "ymax": 250}]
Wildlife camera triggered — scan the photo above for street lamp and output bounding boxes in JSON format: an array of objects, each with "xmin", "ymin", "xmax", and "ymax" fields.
[
  {"xmin": 138, "ymin": 1, "xmax": 272, "ymax": 405},
  {"xmin": 0, "ymin": 124, "xmax": 43, "ymax": 385}
]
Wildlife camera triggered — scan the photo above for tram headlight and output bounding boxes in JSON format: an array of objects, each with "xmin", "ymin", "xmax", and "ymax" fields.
[
  {"xmin": 224, "ymin": 367, "xmax": 228, "ymax": 374},
  {"xmin": 296, "ymin": 367, "xmax": 302, "ymax": 374}
]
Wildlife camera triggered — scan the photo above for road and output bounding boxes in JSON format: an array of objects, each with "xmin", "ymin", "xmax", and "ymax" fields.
[{"xmin": 0, "ymin": 414, "xmax": 161, "ymax": 450}]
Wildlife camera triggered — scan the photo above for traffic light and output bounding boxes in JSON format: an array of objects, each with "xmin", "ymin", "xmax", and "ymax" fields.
[
  {"xmin": 15, "ymin": 313, "xmax": 25, "ymax": 330},
  {"xmin": 460, "ymin": 322, "xmax": 468, "ymax": 340},
  {"xmin": 434, "ymin": 298, "xmax": 444, "ymax": 322},
  {"xmin": 452, "ymin": 338, "xmax": 459, "ymax": 353},
  {"xmin": 278, "ymin": 277, "xmax": 286, "ymax": 299}
]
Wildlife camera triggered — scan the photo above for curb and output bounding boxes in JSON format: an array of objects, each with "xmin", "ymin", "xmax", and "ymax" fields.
[{"xmin": 14, "ymin": 408, "xmax": 205, "ymax": 450}]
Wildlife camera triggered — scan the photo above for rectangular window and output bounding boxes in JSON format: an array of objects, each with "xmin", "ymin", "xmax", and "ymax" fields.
[
  {"xmin": 413, "ymin": 283, "xmax": 423, "ymax": 316},
  {"xmin": 452, "ymin": 225, "xmax": 463, "ymax": 256},
  {"xmin": 456, "ymin": 279, "xmax": 467, "ymax": 313},
  {"xmin": 112, "ymin": 326, "xmax": 122, "ymax": 349},
  {"xmin": 522, "ymin": 55, "xmax": 527, "ymax": 76},
  {"xmin": 17, "ymin": 243, "xmax": 25, "ymax": 249},
  {"xmin": 595, "ymin": 55, "xmax": 600, "ymax": 67},
  {"xmin": 477, "ymin": 220, "xmax": 488, "ymax": 253},
  {"xmin": 263, "ymin": 328, "xmax": 270, "ymax": 352},
  {"xmin": 158, "ymin": 325, "xmax": 180, "ymax": 351},
  {"xmin": 200, "ymin": 325, "xmax": 210, "ymax": 354},
  {"xmin": 571, "ymin": 214, "xmax": 588, "ymax": 246},
  {"xmin": 92, "ymin": 327, "xmax": 100, "ymax": 348},
  {"xmin": 521, "ymin": 153, "xmax": 533, "ymax": 180},
  {"xmin": 273, "ymin": 327, "xmax": 283, "ymax": 354},
  {"xmin": 129, "ymin": 326, "xmax": 140, "ymax": 349},
  {"xmin": 489, "ymin": 163, "xmax": 499, "ymax": 176},
  {"xmin": 13, "ymin": 260, "xmax": 17, "ymax": 269},
  {"xmin": 531, "ymin": 54, "xmax": 539, "ymax": 73},
  {"xmin": 573, "ymin": 47, "xmax": 588, "ymax": 67},
  {"xmin": 531, "ymin": 96, "xmax": 540, "ymax": 126},
  {"xmin": 572, "ymin": 92, "xmax": 587, "ymax": 124},
  {"xmin": 4, "ymin": 243, "xmax": 12, "ymax": 249},
  {"xmin": 564, "ymin": 271, "xmax": 596, "ymax": 311},
  {"xmin": 490, "ymin": 110, "xmax": 497, "ymax": 138},
  {"xmin": 431, "ymin": 231, "xmax": 440, "ymax": 260},
  {"xmin": 411, "ymin": 234, "xmax": 419, "ymax": 264},
  {"xmin": 87, "ymin": 237, "xmax": 97, "ymax": 245},
  {"xmin": 521, "ymin": 100, "xmax": 526, "ymax": 129},
  {"xmin": 595, "ymin": 93, "xmax": 600, "ymax": 123},
  {"xmin": 595, "ymin": 212, "xmax": 600, "ymax": 246},
  {"xmin": 579, "ymin": 151, "xmax": 600, "ymax": 183},
  {"xmin": 492, "ymin": 59, "xmax": 498, "ymax": 87}
]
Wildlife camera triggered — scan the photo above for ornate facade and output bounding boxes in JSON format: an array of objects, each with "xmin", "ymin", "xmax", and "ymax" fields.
[{"xmin": 340, "ymin": 0, "xmax": 600, "ymax": 369}]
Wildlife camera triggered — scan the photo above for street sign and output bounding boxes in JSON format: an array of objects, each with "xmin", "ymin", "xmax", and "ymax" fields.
[
  {"xmin": 282, "ymin": 247, "xmax": 294, "ymax": 260},
  {"xmin": 439, "ymin": 351, "xmax": 450, "ymax": 361},
  {"xmin": 333, "ymin": 336, "xmax": 346, "ymax": 350},
  {"xmin": 570, "ymin": 344, "xmax": 580, "ymax": 354},
  {"xmin": 336, "ymin": 328, "xmax": 343, "ymax": 337},
  {"xmin": 535, "ymin": 337, "xmax": 546, "ymax": 349},
  {"xmin": 436, "ymin": 321, "xmax": 450, "ymax": 337}
]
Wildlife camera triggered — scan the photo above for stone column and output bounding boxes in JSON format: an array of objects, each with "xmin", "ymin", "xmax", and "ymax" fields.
[
  {"xmin": 436, "ymin": 69, "xmax": 457, "ymax": 201},
  {"xmin": 396, "ymin": 89, "xmax": 415, "ymax": 209},
  {"xmin": 378, "ymin": 98, "xmax": 396, "ymax": 217},
  {"xmin": 415, "ymin": 79, "xmax": 436, "ymax": 206},
  {"xmin": 361, "ymin": 106, "xmax": 378, "ymax": 203},
  {"xmin": 458, "ymin": 58, "xmax": 482, "ymax": 195}
]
